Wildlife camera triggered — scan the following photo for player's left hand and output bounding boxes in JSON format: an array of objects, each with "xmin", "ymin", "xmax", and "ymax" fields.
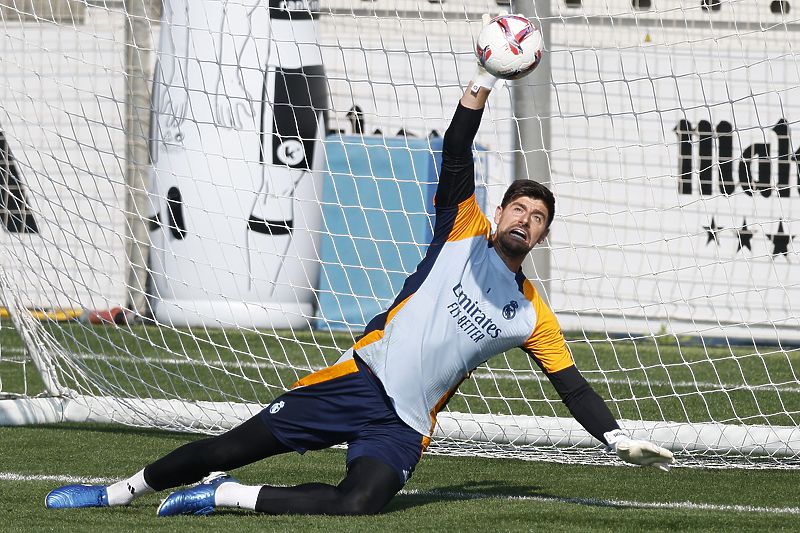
[
  {"xmin": 470, "ymin": 63, "xmax": 502, "ymax": 93},
  {"xmin": 604, "ymin": 430, "xmax": 675, "ymax": 472},
  {"xmin": 469, "ymin": 11, "xmax": 511, "ymax": 93}
]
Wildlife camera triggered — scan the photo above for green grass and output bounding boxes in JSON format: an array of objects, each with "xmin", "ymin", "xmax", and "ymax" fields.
[
  {"xmin": 2, "ymin": 321, "xmax": 800, "ymax": 530},
  {"xmin": 3, "ymin": 321, "xmax": 799, "ymax": 429},
  {"xmin": 0, "ymin": 423, "xmax": 798, "ymax": 533}
]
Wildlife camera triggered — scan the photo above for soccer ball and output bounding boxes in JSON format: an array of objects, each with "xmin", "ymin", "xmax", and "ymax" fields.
[{"xmin": 476, "ymin": 15, "xmax": 543, "ymax": 80}]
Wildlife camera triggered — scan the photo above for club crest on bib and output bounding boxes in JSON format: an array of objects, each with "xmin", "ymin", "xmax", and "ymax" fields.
[
  {"xmin": 502, "ymin": 300, "xmax": 518, "ymax": 320},
  {"xmin": 269, "ymin": 400, "xmax": 285, "ymax": 414}
]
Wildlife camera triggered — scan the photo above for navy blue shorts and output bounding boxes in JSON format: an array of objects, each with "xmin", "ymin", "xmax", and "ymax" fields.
[{"xmin": 260, "ymin": 355, "xmax": 426, "ymax": 486}]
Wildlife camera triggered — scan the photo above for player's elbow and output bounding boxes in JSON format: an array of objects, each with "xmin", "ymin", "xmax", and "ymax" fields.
[
  {"xmin": 548, "ymin": 365, "xmax": 594, "ymax": 406},
  {"xmin": 559, "ymin": 379, "xmax": 594, "ymax": 408}
]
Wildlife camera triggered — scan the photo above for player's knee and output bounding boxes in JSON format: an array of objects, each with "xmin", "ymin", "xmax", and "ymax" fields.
[
  {"xmin": 335, "ymin": 491, "xmax": 386, "ymax": 516},
  {"xmin": 334, "ymin": 477, "xmax": 398, "ymax": 515},
  {"xmin": 332, "ymin": 456, "xmax": 402, "ymax": 515}
]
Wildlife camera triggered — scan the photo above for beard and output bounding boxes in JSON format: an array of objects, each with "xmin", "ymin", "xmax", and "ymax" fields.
[{"xmin": 493, "ymin": 230, "xmax": 534, "ymax": 258}]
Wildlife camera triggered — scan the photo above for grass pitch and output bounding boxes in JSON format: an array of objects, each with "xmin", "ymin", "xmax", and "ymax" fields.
[
  {"xmin": 3, "ymin": 321, "xmax": 799, "ymax": 429},
  {"xmin": 0, "ymin": 423, "xmax": 798, "ymax": 533},
  {"xmin": 1, "ymin": 321, "xmax": 799, "ymax": 531}
]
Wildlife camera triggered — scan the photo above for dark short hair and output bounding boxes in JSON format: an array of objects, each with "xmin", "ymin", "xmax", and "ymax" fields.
[{"xmin": 500, "ymin": 179, "xmax": 555, "ymax": 228}]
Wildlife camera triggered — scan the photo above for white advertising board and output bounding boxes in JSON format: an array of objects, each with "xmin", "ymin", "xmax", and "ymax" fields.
[{"xmin": 549, "ymin": 17, "xmax": 800, "ymax": 341}]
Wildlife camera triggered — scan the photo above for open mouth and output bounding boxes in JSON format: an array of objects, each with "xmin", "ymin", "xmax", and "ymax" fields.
[{"xmin": 509, "ymin": 228, "xmax": 527, "ymax": 241}]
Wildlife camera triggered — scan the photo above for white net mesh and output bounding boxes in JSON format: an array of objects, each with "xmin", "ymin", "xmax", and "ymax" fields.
[{"xmin": 1, "ymin": 0, "xmax": 799, "ymax": 468}]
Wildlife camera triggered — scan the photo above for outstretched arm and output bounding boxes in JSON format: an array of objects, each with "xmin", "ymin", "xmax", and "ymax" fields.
[
  {"xmin": 435, "ymin": 36, "xmax": 507, "ymax": 208},
  {"xmin": 544, "ymin": 364, "xmax": 620, "ymax": 442},
  {"xmin": 436, "ymin": 81, "xmax": 498, "ymax": 208},
  {"xmin": 537, "ymin": 359, "xmax": 675, "ymax": 471},
  {"xmin": 524, "ymin": 301, "xmax": 675, "ymax": 471},
  {"xmin": 436, "ymin": 104, "xmax": 481, "ymax": 208}
]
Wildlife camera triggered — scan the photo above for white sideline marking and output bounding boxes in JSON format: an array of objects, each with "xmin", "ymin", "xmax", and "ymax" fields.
[
  {"xmin": 5, "ymin": 349, "xmax": 800, "ymax": 393},
  {"xmin": 0, "ymin": 472, "xmax": 119, "ymax": 485},
  {"xmin": 400, "ymin": 488, "xmax": 800, "ymax": 514},
  {"xmin": 4, "ymin": 472, "xmax": 797, "ymax": 515}
]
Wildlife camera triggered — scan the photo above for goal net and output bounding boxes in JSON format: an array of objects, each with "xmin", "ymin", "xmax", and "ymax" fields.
[{"xmin": 1, "ymin": 0, "xmax": 799, "ymax": 468}]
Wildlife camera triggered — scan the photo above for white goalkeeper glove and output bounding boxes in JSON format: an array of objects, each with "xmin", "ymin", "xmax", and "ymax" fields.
[
  {"xmin": 470, "ymin": 63, "xmax": 503, "ymax": 94},
  {"xmin": 469, "ymin": 12, "xmax": 507, "ymax": 94},
  {"xmin": 604, "ymin": 429, "xmax": 675, "ymax": 472}
]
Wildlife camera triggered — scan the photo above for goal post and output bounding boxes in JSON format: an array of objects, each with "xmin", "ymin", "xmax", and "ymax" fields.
[
  {"xmin": 123, "ymin": 0, "xmax": 158, "ymax": 319},
  {"xmin": 1, "ymin": 0, "xmax": 800, "ymax": 469},
  {"xmin": 514, "ymin": 0, "xmax": 553, "ymax": 305}
]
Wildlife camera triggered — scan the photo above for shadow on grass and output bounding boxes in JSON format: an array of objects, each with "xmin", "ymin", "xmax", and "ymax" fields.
[
  {"xmin": 384, "ymin": 479, "xmax": 638, "ymax": 513},
  {"xmin": 385, "ymin": 479, "xmax": 545, "ymax": 512},
  {"xmin": 128, "ymin": 479, "xmax": 637, "ymax": 518}
]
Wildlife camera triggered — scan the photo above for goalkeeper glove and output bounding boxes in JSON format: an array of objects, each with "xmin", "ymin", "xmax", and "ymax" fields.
[
  {"xmin": 469, "ymin": 12, "xmax": 507, "ymax": 94},
  {"xmin": 604, "ymin": 429, "xmax": 675, "ymax": 472},
  {"xmin": 470, "ymin": 63, "xmax": 503, "ymax": 94}
]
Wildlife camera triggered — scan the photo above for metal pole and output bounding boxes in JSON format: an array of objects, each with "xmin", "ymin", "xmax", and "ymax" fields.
[
  {"xmin": 512, "ymin": 0, "xmax": 552, "ymax": 304},
  {"xmin": 124, "ymin": 0, "xmax": 157, "ymax": 318}
]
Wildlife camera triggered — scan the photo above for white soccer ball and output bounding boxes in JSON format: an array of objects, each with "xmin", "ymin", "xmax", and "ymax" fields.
[{"xmin": 476, "ymin": 15, "xmax": 543, "ymax": 80}]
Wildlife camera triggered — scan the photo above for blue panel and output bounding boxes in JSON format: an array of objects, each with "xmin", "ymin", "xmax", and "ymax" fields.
[
  {"xmin": 317, "ymin": 135, "xmax": 441, "ymax": 330},
  {"xmin": 316, "ymin": 135, "xmax": 488, "ymax": 331}
]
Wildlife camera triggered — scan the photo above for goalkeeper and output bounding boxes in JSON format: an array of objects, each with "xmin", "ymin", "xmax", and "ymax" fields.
[{"xmin": 46, "ymin": 55, "xmax": 674, "ymax": 519}]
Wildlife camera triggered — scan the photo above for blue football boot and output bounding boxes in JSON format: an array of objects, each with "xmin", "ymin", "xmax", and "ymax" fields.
[
  {"xmin": 45, "ymin": 484, "xmax": 109, "ymax": 509},
  {"xmin": 157, "ymin": 472, "xmax": 237, "ymax": 517}
]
